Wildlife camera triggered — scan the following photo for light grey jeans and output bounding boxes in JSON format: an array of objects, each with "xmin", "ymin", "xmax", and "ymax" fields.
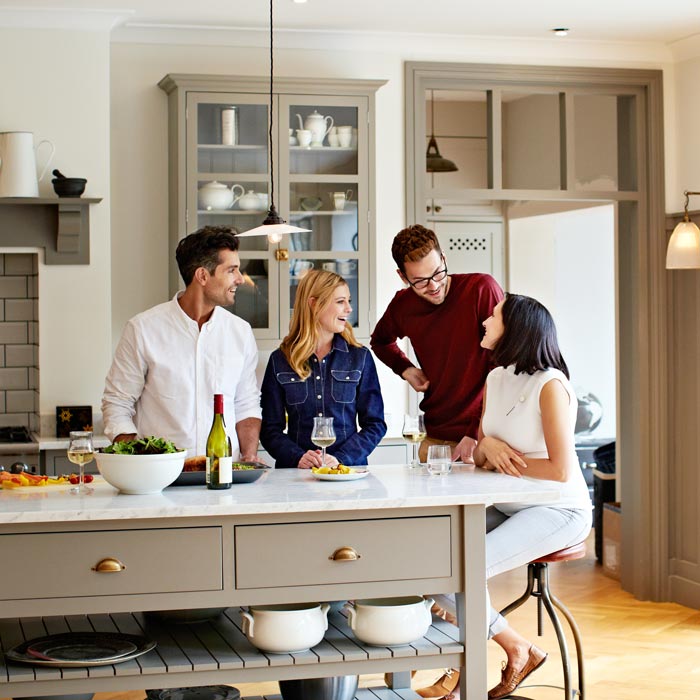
[{"xmin": 434, "ymin": 504, "xmax": 592, "ymax": 638}]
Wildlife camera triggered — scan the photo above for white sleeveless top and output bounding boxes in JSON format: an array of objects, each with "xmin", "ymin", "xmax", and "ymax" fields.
[{"xmin": 481, "ymin": 365, "xmax": 591, "ymax": 512}]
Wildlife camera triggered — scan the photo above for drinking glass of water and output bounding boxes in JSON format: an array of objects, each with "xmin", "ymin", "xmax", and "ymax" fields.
[{"xmin": 426, "ymin": 444, "xmax": 452, "ymax": 476}]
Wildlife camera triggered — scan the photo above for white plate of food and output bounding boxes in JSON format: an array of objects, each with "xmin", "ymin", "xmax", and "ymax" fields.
[{"xmin": 310, "ymin": 467, "xmax": 370, "ymax": 482}]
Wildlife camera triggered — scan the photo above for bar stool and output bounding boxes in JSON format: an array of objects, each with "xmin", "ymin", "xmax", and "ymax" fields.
[{"xmin": 499, "ymin": 542, "xmax": 587, "ymax": 700}]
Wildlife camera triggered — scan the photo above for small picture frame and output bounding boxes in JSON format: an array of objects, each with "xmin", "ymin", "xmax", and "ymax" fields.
[{"xmin": 56, "ymin": 406, "xmax": 93, "ymax": 438}]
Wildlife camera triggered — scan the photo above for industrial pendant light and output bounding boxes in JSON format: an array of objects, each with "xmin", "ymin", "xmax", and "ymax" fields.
[
  {"xmin": 238, "ymin": 0, "xmax": 310, "ymax": 242},
  {"xmin": 666, "ymin": 190, "xmax": 700, "ymax": 269},
  {"xmin": 426, "ymin": 89, "xmax": 458, "ymax": 174}
]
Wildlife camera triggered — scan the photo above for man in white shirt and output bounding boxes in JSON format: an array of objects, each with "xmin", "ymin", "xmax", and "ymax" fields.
[{"xmin": 102, "ymin": 226, "xmax": 261, "ymax": 460}]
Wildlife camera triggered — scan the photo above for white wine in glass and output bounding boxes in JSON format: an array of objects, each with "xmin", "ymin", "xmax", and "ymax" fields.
[
  {"xmin": 311, "ymin": 416, "xmax": 336, "ymax": 466},
  {"xmin": 67, "ymin": 430, "xmax": 95, "ymax": 494},
  {"xmin": 402, "ymin": 414, "xmax": 426, "ymax": 469}
]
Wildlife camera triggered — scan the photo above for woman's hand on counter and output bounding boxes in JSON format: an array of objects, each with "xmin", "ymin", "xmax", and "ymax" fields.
[
  {"xmin": 476, "ymin": 436, "xmax": 526, "ymax": 477},
  {"xmin": 297, "ymin": 450, "xmax": 339, "ymax": 470}
]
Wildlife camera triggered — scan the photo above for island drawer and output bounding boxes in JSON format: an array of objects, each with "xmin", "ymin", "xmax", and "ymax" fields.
[
  {"xmin": 235, "ymin": 515, "xmax": 451, "ymax": 589},
  {"xmin": 0, "ymin": 526, "xmax": 222, "ymax": 600}
]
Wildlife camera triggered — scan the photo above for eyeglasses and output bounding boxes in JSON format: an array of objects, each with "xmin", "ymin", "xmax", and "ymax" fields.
[{"xmin": 406, "ymin": 258, "xmax": 448, "ymax": 290}]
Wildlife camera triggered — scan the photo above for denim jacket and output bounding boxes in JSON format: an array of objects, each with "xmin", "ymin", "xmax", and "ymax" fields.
[{"xmin": 260, "ymin": 336, "xmax": 387, "ymax": 468}]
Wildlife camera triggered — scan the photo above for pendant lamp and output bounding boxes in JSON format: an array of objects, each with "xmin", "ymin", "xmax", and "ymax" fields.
[
  {"xmin": 238, "ymin": 0, "xmax": 310, "ymax": 242},
  {"xmin": 426, "ymin": 89, "xmax": 458, "ymax": 173},
  {"xmin": 666, "ymin": 190, "xmax": 700, "ymax": 269}
]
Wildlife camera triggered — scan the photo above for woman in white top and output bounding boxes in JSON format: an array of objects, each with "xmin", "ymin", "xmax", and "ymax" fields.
[{"xmin": 474, "ymin": 294, "xmax": 592, "ymax": 700}]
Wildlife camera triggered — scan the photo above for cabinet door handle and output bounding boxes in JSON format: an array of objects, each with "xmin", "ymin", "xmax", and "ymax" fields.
[
  {"xmin": 92, "ymin": 557, "xmax": 126, "ymax": 573},
  {"xmin": 329, "ymin": 546, "xmax": 361, "ymax": 561}
]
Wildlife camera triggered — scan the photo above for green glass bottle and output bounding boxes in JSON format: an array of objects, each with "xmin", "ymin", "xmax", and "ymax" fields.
[{"xmin": 206, "ymin": 393, "xmax": 232, "ymax": 490}]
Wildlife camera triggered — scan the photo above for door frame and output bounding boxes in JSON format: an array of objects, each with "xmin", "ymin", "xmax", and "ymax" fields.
[{"xmin": 405, "ymin": 61, "xmax": 668, "ymax": 602}]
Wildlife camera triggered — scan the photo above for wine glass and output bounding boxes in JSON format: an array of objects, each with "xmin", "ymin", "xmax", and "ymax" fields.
[
  {"xmin": 311, "ymin": 417, "xmax": 336, "ymax": 466},
  {"xmin": 402, "ymin": 414, "xmax": 426, "ymax": 469},
  {"xmin": 67, "ymin": 430, "xmax": 94, "ymax": 494}
]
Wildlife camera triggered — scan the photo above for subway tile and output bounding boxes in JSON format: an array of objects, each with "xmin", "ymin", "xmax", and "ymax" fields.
[
  {"xmin": 0, "ymin": 256, "xmax": 4, "ymax": 275},
  {"xmin": 6, "ymin": 345, "xmax": 34, "ymax": 367},
  {"xmin": 0, "ymin": 301, "xmax": 4, "ymax": 322},
  {"xmin": 0, "ymin": 347, "xmax": 4, "ymax": 368},
  {"xmin": 0, "ymin": 323, "xmax": 27, "ymax": 344},
  {"xmin": 0, "ymin": 413, "xmax": 29, "ymax": 428},
  {"xmin": 5, "ymin": 299, "xmax": 34, "ymax": 321},
  {"xmin": 32, "ymin": 255, "xmax": 38, "ymax": 274},
  {"xmin": 0, "ymin": 367, "xmax": 28, "ymax": 390},
  {"xmin": 33, "ymin": 299, "xmax": 38, "ymax": 320},
  {"xmin": 30, "ymin": 410, "xmax": 39, "ymax": 432},
  {"xmin": 0, "ymin": 392, "xmax": 5, "ymax": 413},
  {"xmin": 29, "ymin": 367, "xmax": 39, "ymax": 390},
  {"xmin": 0, "ymin": 277, "xmax": 27, "ymax": 299},
  {"xmin": 5, "ymin": 254, "xmax": 34, "ymax": 275},
  {"xmin": 6, "ymin": 390, "xmax": 36, "ymax": 413},
  {"xmin": 28, "ymin": 274, "xmax": 38, "ymax": 299}
]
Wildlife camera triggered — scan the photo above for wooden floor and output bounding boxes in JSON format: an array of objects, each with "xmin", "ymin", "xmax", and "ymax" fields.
[{"xmin": 6, "ymin": 530, "xmax": 700, "ymax": 699}]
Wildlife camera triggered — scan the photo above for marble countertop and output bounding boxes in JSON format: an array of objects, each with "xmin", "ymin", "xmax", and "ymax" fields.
[{"xmin": 0, "ymin": 464, "xmax": 558, "ymax": 524}]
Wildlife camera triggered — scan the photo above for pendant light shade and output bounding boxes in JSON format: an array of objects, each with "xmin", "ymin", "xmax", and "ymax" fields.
[
  {"xmin": 239, "ymin": 0, "xmax": 309, "ymax": 241},
  {"xmin": 426, "ymin": 90, "xmax": 457, "ymax": 173},
  {"xmin": 666, "ymin": 191, "xmax": 700, "ymax": 269}
]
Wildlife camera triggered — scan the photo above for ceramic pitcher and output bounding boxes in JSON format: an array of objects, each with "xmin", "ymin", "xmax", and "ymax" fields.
[{"xmin": 0, "ymin": 131, "xmax": 55, "ymax": 197}]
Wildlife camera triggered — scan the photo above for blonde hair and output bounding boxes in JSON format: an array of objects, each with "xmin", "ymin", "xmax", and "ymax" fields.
[{"xmin": 280, "ymin": 269, "xmax": 360, "ymax": 379}]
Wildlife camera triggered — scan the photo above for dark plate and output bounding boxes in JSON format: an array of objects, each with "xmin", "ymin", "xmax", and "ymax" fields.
[
  {"xmin": 171, "ymin": 462, "xmax": 270, "ymax": 486},
  {"xmin": 5, "ymin": 632, "xmax": 156, "ymax": 667}
]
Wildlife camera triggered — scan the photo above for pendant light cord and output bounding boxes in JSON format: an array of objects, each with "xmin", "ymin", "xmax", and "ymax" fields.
[{"xmin": 268, "ymin": 0, "xmax": 275, "ymax": 210}]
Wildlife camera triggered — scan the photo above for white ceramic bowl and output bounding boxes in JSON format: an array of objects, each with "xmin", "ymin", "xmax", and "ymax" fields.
[
  {"xmin": 241, "ymin": 603, "xmax": 330, "ymax": 653},
  {"xmin": 95, "ymin": 450, "xmax": 186, "ymax": 495},
  {"xmin": 343, "ymin": 596, "xmax": 434, "ymax": 646}
]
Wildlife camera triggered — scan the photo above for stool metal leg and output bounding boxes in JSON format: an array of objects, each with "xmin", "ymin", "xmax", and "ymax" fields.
[
  {"xmin": 499, "ymin": 561, "xmax": 537, "ymax": 617},
  {"xmin": 549, "ymin": 589, "xmax": 585, "ymax": 700}
]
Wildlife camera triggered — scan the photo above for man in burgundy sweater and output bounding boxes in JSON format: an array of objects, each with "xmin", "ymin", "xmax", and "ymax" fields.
[{"xmin": 371, "ymin": 224, "xmax": 504, "ymax": 463}]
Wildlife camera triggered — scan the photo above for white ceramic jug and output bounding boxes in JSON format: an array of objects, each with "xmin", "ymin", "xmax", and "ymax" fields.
[{"xmin": 0, "ymin": 131, "xmax": 55, "ymax": 197}]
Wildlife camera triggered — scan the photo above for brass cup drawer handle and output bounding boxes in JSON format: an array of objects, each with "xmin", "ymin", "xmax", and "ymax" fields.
[
  {"xmin": 92, "ymin": 557, "xmax": 126, "ymax": 573},
  {"xmin": 329, "ymin": 546, "xmax": 361, "ymax": 562}
]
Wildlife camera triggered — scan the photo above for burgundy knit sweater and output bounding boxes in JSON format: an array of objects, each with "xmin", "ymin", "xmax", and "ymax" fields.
[{"xmin": 371, "ymin": 273, "xmax": 504, "ymax": 441}]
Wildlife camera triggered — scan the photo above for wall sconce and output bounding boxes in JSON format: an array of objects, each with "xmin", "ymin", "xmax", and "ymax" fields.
[{"xmin": 666, "ymin": 190, "xmax": 700, "ymax": 269}]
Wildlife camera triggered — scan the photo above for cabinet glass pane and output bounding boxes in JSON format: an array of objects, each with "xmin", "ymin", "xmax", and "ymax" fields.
[
  {"xmin": 502, "ymin": 92, "xmax": 561, "ymax": 190},
  {"xmin": 287, "ymin": 182, "xmax": 358, "ymax": 253},
  {"xmin": 288, "ymin": 260, "xmax": 359, "ymax": 328},
  {"xmin": 289, "ymin": 104, "xmax": 358, "ymax": 175},
  {"xmin": 229, "ymin": 258, "xmax": 270, "ymax": 329},
  {"xmin": 197, "ymin": 103, "xmax": 268, "ymax": 175},
  {"xmin": 573, "ymin": 94, "xmax": 637, "ymax": 192},
  {"xmin": 424, "ymin": 89, "xmax": 488, "ymax": 190}
]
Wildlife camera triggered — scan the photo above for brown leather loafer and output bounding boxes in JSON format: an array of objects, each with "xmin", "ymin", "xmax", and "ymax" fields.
[
  {"xmin": 487, "ymin": 645, "xmax": 547, "ymax": 699},
  {"xmin": 416, "ymin": 668, "xmax": 460, "ymax": 698}
]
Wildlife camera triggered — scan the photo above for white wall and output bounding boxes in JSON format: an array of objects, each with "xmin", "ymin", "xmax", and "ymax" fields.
[
  {"xmin": 0, "ymin": 27, "xmax": 112, "ymax": 429},
  {"xmin": 508, "ymin": 204, "xmax": 616, "ymax": 438},
  {"xmin": 674, "ymin": 53, "xmax": 700, "ymax": 209}
]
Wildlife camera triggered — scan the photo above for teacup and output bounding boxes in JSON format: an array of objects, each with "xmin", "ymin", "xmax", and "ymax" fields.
[
  {"xmin": 338, "ymin": 132, "xmax": 352, "ymax": 148},
  {"xmin": 328, "ymin": 133, "xmax": 340, "ymax": 147},
  {"xmin": 296, "ymin": 129, "xmax": 312, "ymax": 147},
  {"xmin": 322, "ymin": 261, "xmax": 337, "ymax": 272}
]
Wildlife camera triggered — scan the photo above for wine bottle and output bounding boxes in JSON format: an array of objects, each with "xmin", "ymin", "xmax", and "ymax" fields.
[{"xmin": 206, "ymin": 393, "xmax": 232, "ymax": 490}]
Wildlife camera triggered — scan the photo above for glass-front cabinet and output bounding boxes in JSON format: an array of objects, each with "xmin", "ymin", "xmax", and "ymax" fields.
[{"xmin": 159, "ymin": 75, "xmax": 385, "ymax": 346}]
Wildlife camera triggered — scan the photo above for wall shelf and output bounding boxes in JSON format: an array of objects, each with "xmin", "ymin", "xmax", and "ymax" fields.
[{"xmin": 0, "ymin": 196, "xmax": 102, "ymax": 265}]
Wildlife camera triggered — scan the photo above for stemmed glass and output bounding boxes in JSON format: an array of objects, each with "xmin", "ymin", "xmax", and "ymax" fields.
[
  {"xmin": 403, "ymin": 414, "xmax": 426, "ymax": 469},
  {"xmin": 67, "ymin": 431, "xmax": 94, "ymax": 494},
  {"xmin": 311, "ymin": 417, "xmax": 336, "ymax": 466}
]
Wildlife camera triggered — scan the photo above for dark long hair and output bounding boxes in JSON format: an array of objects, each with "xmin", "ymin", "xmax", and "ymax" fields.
[{"xmin": 491, "ymin": 294, "xmax": 569, "ymax": 378}]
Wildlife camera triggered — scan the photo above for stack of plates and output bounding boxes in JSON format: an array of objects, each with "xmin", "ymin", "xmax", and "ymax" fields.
[{"xmin": 5, "ymin": 632, "xmax": 156, "ymax": 667}]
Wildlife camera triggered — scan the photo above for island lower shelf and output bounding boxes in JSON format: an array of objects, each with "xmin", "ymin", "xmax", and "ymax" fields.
[{"xmin": 0, "ymin": 607, "xmax": 463, "ymax": 697}]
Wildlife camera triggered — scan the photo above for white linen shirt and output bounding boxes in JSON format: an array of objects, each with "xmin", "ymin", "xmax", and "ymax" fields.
[{"xmin": 102, "ymin": 294, "xmax": 261, "ymax": 458}]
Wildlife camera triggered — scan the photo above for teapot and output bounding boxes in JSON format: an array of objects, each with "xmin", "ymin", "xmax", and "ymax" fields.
[
  {"xmin": 198, "ymin": 181, "xmax": 244, "ymax": 211},
  {"xmin": 295, "ymin": 110, "xmax": 334, "ymax": 147},
  {"xmin": 235, "ymin": 189, "xmax": 264, "ymax": 211}
]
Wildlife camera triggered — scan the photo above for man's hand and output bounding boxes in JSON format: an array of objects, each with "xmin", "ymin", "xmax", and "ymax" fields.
[
  {"xmin": 297, "ymin": 450, "xmax": 340, "ymax": 469},
  {"xmin": 452, "ymin": 436, "xmax": 477, "ymax": 464},
  {"xmin": 114, "ymin": 433, "xmax": 137, "ymax": 443},
  {"xmin": 402, "ymin": 366, "xmax": 430, "ymax": 392}
]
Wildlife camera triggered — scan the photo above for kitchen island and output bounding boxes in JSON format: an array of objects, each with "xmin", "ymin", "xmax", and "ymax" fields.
[{"xmin": 0, "ymin": 464, "xmax": 557, "ymax": 699}]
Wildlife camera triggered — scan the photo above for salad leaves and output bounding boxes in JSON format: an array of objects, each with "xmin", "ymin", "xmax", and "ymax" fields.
[{"xmin": 103, "ymin": 436, "xmax": 180, "ymax": 455}]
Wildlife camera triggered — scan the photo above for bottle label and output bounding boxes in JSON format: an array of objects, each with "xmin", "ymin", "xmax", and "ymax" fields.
[{"xmin": 219, "ymin": 456, "xmax": 233, "ymax": 484}]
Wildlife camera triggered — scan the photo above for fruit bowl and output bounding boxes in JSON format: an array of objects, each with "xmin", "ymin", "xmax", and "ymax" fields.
[{"xmin": 95, "ymin": 450, "xmax": 187, "ymax": 495}]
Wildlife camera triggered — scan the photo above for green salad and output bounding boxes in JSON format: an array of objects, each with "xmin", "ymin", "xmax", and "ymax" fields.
[{"xmin": 103, "ymin": 436, "xmax": 180, "ymax": 455}]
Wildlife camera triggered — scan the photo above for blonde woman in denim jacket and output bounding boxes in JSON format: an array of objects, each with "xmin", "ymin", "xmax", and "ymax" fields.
[{"xmin": 261, "ymin": 270, "xmax": 386, "ymax": 469}]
